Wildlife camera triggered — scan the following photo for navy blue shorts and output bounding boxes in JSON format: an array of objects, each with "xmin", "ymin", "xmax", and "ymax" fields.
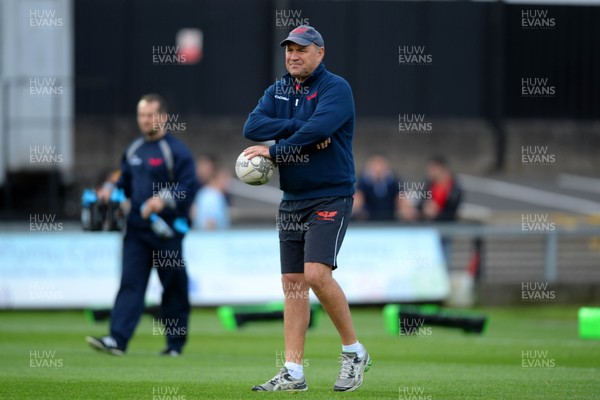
[{"xmin": 278, "ymin": 196, "xmax": 353, "ymax": 274}]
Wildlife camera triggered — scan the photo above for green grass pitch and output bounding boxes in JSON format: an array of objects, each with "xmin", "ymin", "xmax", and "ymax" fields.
[{"xmin": 0, "ymin": 307, "xmax": 598, "ymax": 399}]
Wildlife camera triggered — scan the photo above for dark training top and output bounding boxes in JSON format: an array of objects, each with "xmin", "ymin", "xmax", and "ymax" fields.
[
  {"xmin": 243, "ymin": 63, "xmax": 356, "ymax": 201},
  {"xmin": 357, "ymin": 173, "xmax": 401, "ymax": 221},
  {"xmin": 116, "ymin": 133, "xmax": 197, "ymax": 230}
]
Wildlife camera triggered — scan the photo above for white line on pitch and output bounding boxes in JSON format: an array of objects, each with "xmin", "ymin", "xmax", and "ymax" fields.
[
  {"xmin": 458, "ymin": 174, "xmax": 600, "ymax": 214},
  {"xmin": 558, "ymin": 173, "xmax": 600, "ymax": 195}
]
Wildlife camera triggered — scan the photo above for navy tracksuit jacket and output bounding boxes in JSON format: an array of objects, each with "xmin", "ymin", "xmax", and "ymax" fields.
[
  {"xmin": 111, "ymin": 132, "xmax": 196, "ymax": 352},
  {"xmin": 243, "ymin": 63, "xmax": 356, "ymax": 200}
]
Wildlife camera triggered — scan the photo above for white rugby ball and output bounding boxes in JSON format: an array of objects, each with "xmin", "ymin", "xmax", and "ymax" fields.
[{"xmin": 235, "ymin": 151, "xmax": 275, "ymax": 186}]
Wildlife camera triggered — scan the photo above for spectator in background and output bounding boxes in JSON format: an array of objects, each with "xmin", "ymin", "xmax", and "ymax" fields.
[
  {"xmin": 195, "ymin": 154, "xmax": 218, "ymax": 189},
  {"xmin": 416, "ymin": 156, "xmax": 463, "ymax": 268},
  {"xmin": 191, "ymin": 160, "xmax": 231, "ymax": 230},
  {"xmin": 417, "ymin": 156, "xmax": 462, "ymax": 222},
  {"xmin": 353, "ymin": 154, "xmax": 413, "ymax": 221}
]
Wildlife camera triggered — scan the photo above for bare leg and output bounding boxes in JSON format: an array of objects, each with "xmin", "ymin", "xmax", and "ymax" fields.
[
  {"xmin": 304, "ymin": 262, "xmax": 357, "ymax": 345},
  {"xmin": 282, "ymin": 273, "xmax": 310, "ymax": 364}
]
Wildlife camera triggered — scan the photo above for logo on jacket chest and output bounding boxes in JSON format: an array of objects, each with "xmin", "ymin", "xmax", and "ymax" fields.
[
  {"xmin": 129, "ymin": 155, "xmax": 143, "ymax": 166},
  {"xmin": 148, "ymin": 158, "xmax": 164, "ymax": 167}
]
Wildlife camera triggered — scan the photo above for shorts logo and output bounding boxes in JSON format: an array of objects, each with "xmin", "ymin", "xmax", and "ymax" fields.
[
  {"xmin": 306, "ymin": 91, "xmax": 318, "ymax": 101},
  {"xmin": 148, "ymin": 157, "xmax": 164, "ymax": 167},
  {"xmin": 316, "ymin": 210, "xmax": 337, "ymax": 221}
]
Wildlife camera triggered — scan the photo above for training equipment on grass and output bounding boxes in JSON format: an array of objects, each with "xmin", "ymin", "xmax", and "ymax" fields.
[
  {"xmin": 383, "ymin": 304, "xmax": 488, "ymax": 336},
  {"xmin": 578, "ymin": 307, "xmax": 600, "ymax": 339},
  {"xmin": 235, "ymin": 152, "xmax": 275, "ymax": 185},
  {"xmin": 217, "ymin": 302, "xmax": 322, "ymax": 330}
]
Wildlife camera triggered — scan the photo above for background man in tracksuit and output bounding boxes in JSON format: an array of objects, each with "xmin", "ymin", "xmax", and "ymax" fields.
[
  {"xmin": 243, "ymin": 26, "xmax": 371, "ymax": 392},
  {"xmin": 86, "ymin": 93, "xmax": 197, "ymax": 356}
]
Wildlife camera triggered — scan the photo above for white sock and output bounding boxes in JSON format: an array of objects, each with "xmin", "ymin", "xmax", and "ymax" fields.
[
  {"xmin": 342, "ymin": 341, "xmax": 365, "ymax": 358},
  {"xmin": 284, "ymin": 362, "xmax": 304, "ymax": 379}
]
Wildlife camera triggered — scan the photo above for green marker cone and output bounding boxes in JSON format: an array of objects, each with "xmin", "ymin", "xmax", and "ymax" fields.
[
  {"xmin": 309, "ymin": 304, "xmax": 323, "ymax": 328},
  {"xmin": 383, "ymin": 304, "xmax": 401, "ymax": 336},
  {"xmin": 579, "ymin": 307, "xmax": 600, "ymax": 339},
  {"xmin": 217, "ymin": 306, "xmax": 238, "ymax": 331},
  {"xmin": 84, "ymin": 309, "xmax": 96, "ymax": 323}
]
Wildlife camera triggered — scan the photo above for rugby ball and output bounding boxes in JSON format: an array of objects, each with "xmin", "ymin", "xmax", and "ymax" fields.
[{"xmin": 235, "ymin": 152, "xmax": 275, "ymax": 185}]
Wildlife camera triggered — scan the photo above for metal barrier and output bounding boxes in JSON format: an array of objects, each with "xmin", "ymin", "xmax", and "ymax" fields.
[{"xmin": 428, "ymin": 223, "xmax": 600, "ymax": 283}]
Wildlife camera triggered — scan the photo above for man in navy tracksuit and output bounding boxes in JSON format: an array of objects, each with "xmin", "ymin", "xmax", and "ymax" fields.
[
  {"xmin": 86, "ymin": 94, "xmax": 197, "ymax": 356},
  {"xmin": 243, "ymin": 26, "xmax": 371, "ymax": 392}
]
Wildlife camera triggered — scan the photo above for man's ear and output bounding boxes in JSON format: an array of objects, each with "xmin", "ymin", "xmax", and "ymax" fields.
[{"xmin": 317, "ymin": 46, "xmax": 325, "ymax": 61}]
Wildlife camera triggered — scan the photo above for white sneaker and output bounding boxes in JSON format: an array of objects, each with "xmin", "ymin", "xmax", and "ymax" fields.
[
  {"xmin": 252, "ymin": 367, "xmax": 308, "ymax": 391},
  {"xmin": 334, "ymin": 349, "xmax": 372, "ymax": 392}
]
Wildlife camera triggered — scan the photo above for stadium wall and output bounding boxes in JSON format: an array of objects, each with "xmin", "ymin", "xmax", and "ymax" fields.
[
  {"xmin": 73, "ymin": 116, "xmax": 600, "ymax": 185},
  {"xmin": 74, "ymin": 0, "xmax": 600, "ymax": 119}
]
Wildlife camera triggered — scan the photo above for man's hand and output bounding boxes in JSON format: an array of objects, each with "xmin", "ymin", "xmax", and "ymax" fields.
[
  {"xmin": 141, "ymin": 196, "xmax": 165, "ymax": 219},
  {"xmin": 243, "ymin": 145, "xmax": 271, "ymax": 160},
  {"xmin": 399, "ymin": 197, "xmax": 418, "ymax": 221},
  {"xmin": 316, "ymin": 138, "xmax": 331, "ymax": 150},
  {"xmin": 97, "ymin": 188, "xmax": 112, "ymax": 203},
  {"xmin": 423, "ymin": 201, "xmax": 440, "ymax": 220},
  {"xmin": 97, "ymin": 182, "xmax": 115, "ymax": 203}
]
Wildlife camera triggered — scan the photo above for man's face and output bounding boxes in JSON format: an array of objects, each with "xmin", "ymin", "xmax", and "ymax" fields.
[
  {"xmin": 427, "ymin": 163, "xmax": 445, "ymax": 182},
  {"xmin": 137, "ymin": 100, "xmax": 163, "ymax": 136},
  {"xmin": 196, "ymin": 158, "xmax": 216, "ymax": 184},
  {"xmin": 285, "ymin": 43, "xmax": 324, "ymax": 81},
  {"xmin": 367, "ymin": 156, "xmax": 390, "ymax": 181}
]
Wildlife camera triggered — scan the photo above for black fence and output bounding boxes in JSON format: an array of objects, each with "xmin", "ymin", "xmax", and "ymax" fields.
[{"xmin": 75, "ymin": 0, "xmax": 600, "ymax": 119}]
